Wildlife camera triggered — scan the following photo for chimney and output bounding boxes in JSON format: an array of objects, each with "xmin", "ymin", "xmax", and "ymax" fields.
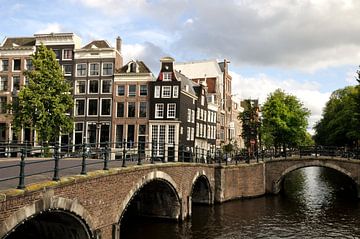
[{"xmin": 116, "ymin": 36, "xmax": 122, "ymax": 53}]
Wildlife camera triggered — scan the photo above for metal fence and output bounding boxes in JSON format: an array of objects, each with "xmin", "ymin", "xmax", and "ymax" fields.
[{"xmin": 0, "ymin": 142, "xmax": 359, "ymax": 190}]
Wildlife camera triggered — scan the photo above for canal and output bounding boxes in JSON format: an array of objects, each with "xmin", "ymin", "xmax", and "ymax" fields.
[{"xmin": 121, "ymin": 167, "xmax": 360, "ymax": 238}]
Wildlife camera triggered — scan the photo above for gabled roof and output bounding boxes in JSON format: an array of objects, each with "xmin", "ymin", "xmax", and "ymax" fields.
[
  {"xmin": 174, "ymin": 70, "xmax": 197, "ymax": 96},
  {"xmin": 1, "ymin": 37, "xmax": 35, "ymax": 48},
  {"xmin": 118, "ymin": 60, "xmax": 152, "ymax": 74},
  {"xmin": 82, "ymin": 40, "xmax": 111, "ymax": 49}
]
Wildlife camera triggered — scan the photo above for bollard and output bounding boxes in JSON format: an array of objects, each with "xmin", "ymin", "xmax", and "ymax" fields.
[
  {"xmin": 103, "ymin": 144, "xmax": 109, "ymax": 170},
  {"xmin": 17, "ymin": 148, "xmax": 26, "ymax": 189},
  {"xmin": 122, "ymin": 142, "xmax": 127, "ymax": 167},
  {"xmin": 52, "ymin": 143, "xmax": 60, "ymax": 181},
  {"xmin": 81, "ymin": 143, "xmax": 87, "ymax": 175}
]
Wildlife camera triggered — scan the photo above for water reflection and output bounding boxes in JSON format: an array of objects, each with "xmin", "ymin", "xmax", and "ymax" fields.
[{"xmin": 121, "ymin": 167, "xmax": 360, "ymax": 239}]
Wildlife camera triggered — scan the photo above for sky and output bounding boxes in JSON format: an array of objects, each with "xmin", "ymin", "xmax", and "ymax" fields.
[{"xmin": 1, "ymin": 0, "xmax": 359, "ymax": 134}]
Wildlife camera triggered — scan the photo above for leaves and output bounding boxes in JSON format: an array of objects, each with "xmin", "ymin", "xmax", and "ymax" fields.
[
  {"xmin": 261, "ymin": 89, "xmax": 311, "ymax": 148},
  {"xmin": 11, "ymin": 44, "xmax": 74, "ymax": 143}
]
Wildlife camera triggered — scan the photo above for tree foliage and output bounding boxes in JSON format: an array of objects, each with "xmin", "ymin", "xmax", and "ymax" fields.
[
  {"xmin": 12, "ymin": 44, "xmax": 73, "ymax": 143},
  {"xmin": 261, "ymin": 89, "xmax": 310, "ymax": 149},
  {"xmin": 238, "ymin": 100, "xmax": 259, "ymax": 150},
  {"xmin": 314, "ymin": 86, "xmax": 360, "ymax": 147}
]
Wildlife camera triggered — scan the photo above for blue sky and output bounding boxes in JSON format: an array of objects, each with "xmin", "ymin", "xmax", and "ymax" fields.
[{"xmin": 1, "ymin": 0, "xmax": 359, "ymax": 133}]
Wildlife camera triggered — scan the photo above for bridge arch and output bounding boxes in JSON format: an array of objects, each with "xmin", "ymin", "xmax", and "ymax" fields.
[
  {"xmin": 190, "ymin": 171, "xmax": 213, "ymax": 205},
  {"xmin": 272, "ymin": 161, "xmax": 358, "ymax": 195},
  {"xmin": 1, "ymin": 196, "xmax": 94, "ymax": 239},
  {"xmin": 117, "ymin": 170, "xmax": 182, "ymax": 224}
]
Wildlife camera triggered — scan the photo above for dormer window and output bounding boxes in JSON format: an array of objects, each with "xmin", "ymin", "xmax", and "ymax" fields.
[{"xmin": 163, "ymin": 72, "xmax": 172, "ymax": 81}]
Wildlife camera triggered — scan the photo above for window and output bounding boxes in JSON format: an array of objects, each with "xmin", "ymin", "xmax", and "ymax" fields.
[
  {"xmin": 0, "ymin": 97, "xmax": 6, "ymax": 114},
  {"xmin": 88, "ymin": 99, "xmax": 98, "ymax": 115},
  {"xmin": 87, "ymin": 123, "xmax": 97, "ymax": 144},
  {"xmin": 162, "ymin": 86, "xmax": 171, "ymax": 98},
  {"xmin": 139, "ymin": 102, "xmax": 147, "ymax": 117},
  {"xmin": 128, "ymin": 85, "xmax": 136, "ymax": 97},
  {"xmin": 163, "ymin": 72, "xmax": 172, "ymax": 81},
  {"xmin": 75, "ymin": 81, "xmax": 86, "ymax": 94},
  {"xmin": 116, "ymin": 125, "xmax": 124, "ymax": 146},
  {"xmin": 187, "ymin": 109, "xmax": 191, "ymax": 122},
  {"xmin": 168, "ymin": 125, "xmax": 175, "ymax": 144},
  {"xmin": 102, "ymin": 80, "xmax": 112, "ymax": 93},
  {"xmin": 127, "ymin": 125, "xmax": 135, "ymax": 147},
  {"xmin": 173, "ymin": 85, "xmax": 179, "ymax": 98},
  {"xmin": 74, "ymin": 122, "xmax": 83, "ymax": 145},
  {"xmin": 62, "ymin": 49, "xmax": 73, "ymax": 60},
  {"xmin": 101, "ymin": 99, "xmax": 111, "ymax": 116},
  {"xmin": 75, "ymin": 99, "xmax": 85, "ymax": 116},
  {"xmin": 52, "ymin": 49, "xmax": 61, "ymax": 59},
  {"xmin": 139, "ymin": 125, "xmax": 146, "ymax": 135},
  {"xmin": 102, "ymin": 63, "xmax": 113, "ymax": 76},
  {"xmin": 25, "ymin": 59, "xmax": 33, "ymax": 70},
  {"xmin": 140, "ymin": 85, "xmax": 147, "ymax": 96},
  {"xmin": 0, "ymin": 77, "xmax": 7, "ymax": 91},
  {"xmin": 63, "ymin": 64, "xmax": 72, "ymax": 76},
  {"xmin": 201, "ymin": 95, "xmax": 205, "ymax": 106},
  {"xmin": 187, "ymin": 127, "xmax": 190, "ymax": 140},
  {"xmin": 155, "ymin": 104, "xmax": 164, "ymax": 118},
  {"xmin": 191, "ymin": 127, "xmax": 194, "ymax": 141},
  {"xmin": 154, "ymin": 86, "xmax": 160, "ymax": 98},
  {"xmin": 117, "ymin": 102, "xmax": 124, "ymax": 117},
  {"xmin": 1, "ymin": 60, "xmax": 9, "ymax": 71},
  {"xmin": 167, "ymin": 103, "xmax": 176, "ymax": 118},
  {"xmin": 76, "ymin": 63, "xmax": 87, "ymax": 76},
  {"xmin": 192, "ymin": 110, "xmax": 195, "ymax": 123},
  {"xmin": 13, "ymin": 59, "xmax": 21, "ymax": 71},
  {"xmin": 12, "ymin": 76, "xmax": 20, "ymax": 91},
  {"xmin": 89, "ymin": 80, "xmax": 99, "ymax": 93},
  {"xmin": 89, "ymin": 63, "xmax": 100, "ymax": 76},
  {"xmin": 117, "ymin": 85, "xmax": 125, "ymax": 96},
  {"xmin": 127, "ymin": 102, "xmax": 135, "ymax": 117}
]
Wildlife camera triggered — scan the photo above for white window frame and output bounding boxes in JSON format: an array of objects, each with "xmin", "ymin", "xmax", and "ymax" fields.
[
  {"xmin": 62, "ymin": 49, "xmax": 73, "ymax": 60},
  {"xmin": 101, "ymin": 79, "xmax": 112, "ymax": 94},
  {"xmin": 88, "ymin": 79, "xmax": 99, "ymax": 94},
  {"xmin": 162, "ymin": 86, "xmax": 171, "ymax": 98},
  {"xmin": 89, "ymin": 63, "xmax": 100, "ymax": 76},
  {"xmin": 187, "ymin": 109, "xmax": 191, "ymax": 122},
  {"xmin": 12, "ymin": 59, "xmax": 21, "ymax": 72},
  {"xmin": 187, "ymin": 127, "xmax": 191, "ymax": 140},
  {"xmin": 87, "ymin": 98, "xmax": 98, "ymax": 116},
  {"xmin": 117, "ymin": 85, "xmax": 125, "ymax": 96},
  {"xmin": 74, "ymin": 99, "xmax": 85, "ymax": 116},
  {"xmin": 155, "ymin": 103, "xmax": 164, "ymax": 118},
  {"xmin": 173, "ymin": 85, "xmax": 179, "ymax": 98},
  {"xmin": 154, "ymin": 86, "xmax": 160, "ymax": 98},
  {"xmin": 0, "ymin": 76, "xmax": 8, "ymax": 91},
  {"xmin": 163, "ymin": 72, "xmax": 172, "ymax": 81},
  {"xmin": 167, "ymin": 103, "xmax": 176, "ymax": 118},
  {"xmin": 76, "ymin": 63, "xmax": 87, "ymax": 77},
  {"xmin": 25, "ymin": 59, "xmax": 32, "ymax": 70},
  {"xmin": 75, "ymin": 80, "xmax": 86, "ymax": 94},
  {"xmin": 102, "ymin": 62, "xmax": 113, "ymax": 76},
  {"xmin": 100, "ymin": 98, "xmax": 112, "ymax": 116},
  {"xmin": 192, "ymin": 110, "xmax": 195, "ymax": 123},
  {"xmin": 63, "ymin": 64, "xmax": 72, "ymax": 76},
  {"xmin": 128, "ymin": 85, "xmax": 136, "ymax": 97}
]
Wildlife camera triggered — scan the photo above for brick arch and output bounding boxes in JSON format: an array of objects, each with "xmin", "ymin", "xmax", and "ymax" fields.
[
  {"xmin": 116, "ymin": 170, "xmax": 182, "ymax": 223},
  {"xmin": 0, "ymin": 196, "xmax": 95, "ymax": 239},
  {"xmin": 190, "ymin": 170, "xmax": 214, "ymax": 204},
  {"xmin": 272, "ymin": 161, "xmax": 357, "ymax": 194}
]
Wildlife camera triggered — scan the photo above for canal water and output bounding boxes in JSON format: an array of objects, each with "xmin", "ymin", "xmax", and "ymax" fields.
[{"xmin": 122, "ymin": 167, "xmax": 360, "ymax": 238}]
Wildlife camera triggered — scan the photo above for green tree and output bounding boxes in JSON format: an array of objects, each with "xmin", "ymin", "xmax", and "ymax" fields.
[
  {"xmin": 261, "ymin": 89, "xmax": 310, "ymax": 151},
  {"xmin": 12, "ymin": 44, "xmax": 73, "ymax": 144},
  {"xmin": 314, "ymin": 86, "xmax": 359, "ymax": 147}
]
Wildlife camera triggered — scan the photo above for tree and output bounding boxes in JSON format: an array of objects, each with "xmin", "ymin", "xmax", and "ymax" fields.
[
  {"xmin": 238, "ymin": 99, "xmax": 259, "ymax": 158},
  {"xmin": 12, "ymin": 44, "xmax": 73, "ymax": 144},
  {"xmin": 314, "ymin": 86, "xmax": 359, "ymax": 147},
  {"xmin": 261, "ymin": 89, "xmax": 310, "ymax": 151}
]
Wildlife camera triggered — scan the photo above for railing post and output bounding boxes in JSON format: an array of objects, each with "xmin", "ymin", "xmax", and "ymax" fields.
[
  {"xmin": 122, "ymin": 141, "xmax": 127, "ymax": 167},
  {"xmin": 81, "ymin": 143, "xmax": 87, "ymax": 175},
  {"xmin": 52, "ymin": 143, "xmax": 60, "ymax": 181},
  {"xmin": 103, "ymin": 143, "xmax": 109, "ymax": 170},
  {"xmin": 151, "ymin": 142, "xmax": 155, "ymax": 164},
  {"xmin": 218, "ymin": 151, "xmax": 222, "ymax": 166},
  {"xmin": 195, "ymin": 146, "xmax": 198, "ymax": 163},
  {"xmin": 181, "ymin": 146, "xmax": 185, "ymax": 162},
  {"xmin": 17, "ymin": 148, "xmax": 26, "ymax": 189}
]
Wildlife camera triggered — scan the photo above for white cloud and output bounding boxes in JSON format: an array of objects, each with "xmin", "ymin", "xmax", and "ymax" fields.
[
  {"xmin": 35, "ymin": 23, "xmax": 64, "ymax": 34},
  {"xmin": 231, "ymin": 70, "xmax": 331, "ymax": 133}
]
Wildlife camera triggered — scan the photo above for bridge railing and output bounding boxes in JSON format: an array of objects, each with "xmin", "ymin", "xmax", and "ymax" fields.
[{"xmin": 0, "ymin": 142, "xmax": 359, "ymax": 190}]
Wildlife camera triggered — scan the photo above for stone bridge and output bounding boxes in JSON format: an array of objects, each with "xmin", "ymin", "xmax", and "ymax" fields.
[{"xmin": 1, "ymin": 157, "xmax": 359, "ymax": 239}]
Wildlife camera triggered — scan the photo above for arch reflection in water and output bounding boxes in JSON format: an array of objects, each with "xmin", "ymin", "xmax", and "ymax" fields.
[{"xmin": 5, "ymin": 210, "xmax": 91, "ymax": 239}]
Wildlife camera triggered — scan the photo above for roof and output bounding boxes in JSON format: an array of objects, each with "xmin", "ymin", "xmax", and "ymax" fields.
[
  {"xmin": 118, "ymin": 60, "xmax": 152, "ymax": 74},
  {"xmin": 174, "ymin": 70, "xmax": 197, "ymax": 96},
  {"xmin": 174, "ymin": 60, "xmax": 223, "ymax": 79},
  {"xmin": 82, "ymin": 40, "xmax": 111, "ymax": 49},
  {"xmin": 1, "ymin": 37, "xmax": 36, "ymax": 48}
]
